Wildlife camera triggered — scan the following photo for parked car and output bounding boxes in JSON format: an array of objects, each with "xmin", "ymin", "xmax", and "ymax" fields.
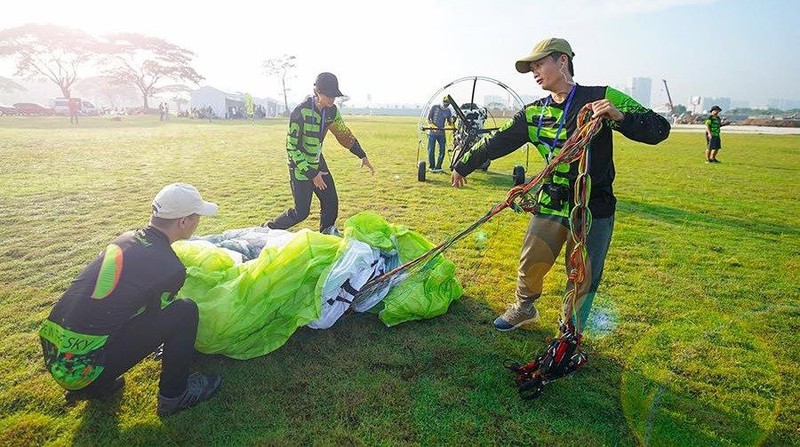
[
  {"xmin": 51, "ymin": 97, "xmax": 70, "ymax": 115},
  {"xmin": 80, "ymin": 100, "xmax": 99, "ymax": 116},
  {"xmin": 13, "ymin": 102, "xmax": 54, "ymax": 116},
  {"xmin": 50, "ymin": 97, "xmax": 99, "ymax": 116},
  {"xmin": 0, "ymin": 104, "xmax": 19, "ymax": 116}
]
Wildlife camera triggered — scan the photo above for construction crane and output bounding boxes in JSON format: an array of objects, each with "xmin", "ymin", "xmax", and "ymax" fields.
[{"xmin": 662, "ymin": 79, "xmax": 674, "ymax": 114}]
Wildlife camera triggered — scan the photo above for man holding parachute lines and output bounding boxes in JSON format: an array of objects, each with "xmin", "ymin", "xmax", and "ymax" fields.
[{"xmin": 451, "ymin": 37, "xmax": 670, "ymax": 397}]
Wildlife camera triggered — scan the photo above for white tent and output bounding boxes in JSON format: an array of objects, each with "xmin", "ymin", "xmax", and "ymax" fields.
[{"xmin": 191, "ymin": 86, "xmax": 282, "ymax": 118}]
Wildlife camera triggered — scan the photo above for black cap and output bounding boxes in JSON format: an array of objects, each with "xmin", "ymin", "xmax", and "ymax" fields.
[
  {"xmin": 314, "ymin": 72, "xmax": 344, "ymax": 97},
  {"xmin": 710, "ymin": 105, "xmax": 722, "ymax": 112}
]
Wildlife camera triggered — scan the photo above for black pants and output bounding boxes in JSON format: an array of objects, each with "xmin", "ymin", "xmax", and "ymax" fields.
[
  {"xmin": 85, "ymin": 298, "xmax": 198, "ymax": 398},
  {"xmin": 268, "ymin": 156, "xmax": 338, "ymax": 232}
]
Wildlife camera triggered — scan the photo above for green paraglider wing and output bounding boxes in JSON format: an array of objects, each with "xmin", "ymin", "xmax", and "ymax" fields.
[{"xmin": 173, "ymin": 213, "xmax": 462, "ymax": 360}]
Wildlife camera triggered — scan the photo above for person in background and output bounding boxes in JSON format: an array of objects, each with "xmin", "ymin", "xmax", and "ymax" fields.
[
  {"xmin": 705, "ymin": 105, "xmax": 728, "ymax": 163},
  {"xmin": 426, "ymin": 96, "xmax": 454, "ymax": 172}
]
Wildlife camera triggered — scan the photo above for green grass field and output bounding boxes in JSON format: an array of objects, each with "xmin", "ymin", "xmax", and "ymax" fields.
[{"xmin": 0, "ymin": 115, "xmax": 797, "ymax": 446}]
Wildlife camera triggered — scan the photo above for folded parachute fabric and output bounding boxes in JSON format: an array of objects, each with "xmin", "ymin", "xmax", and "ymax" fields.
[
  {"xmin": 172, "ymin": 212, "xmax": 462, "ymax": 360},
  {"xmin": 307, "ymin": 239, "xmax": 388, "ymax": 329},
  {"xmin": 343, "ymin": 212, "xmax": 463, "ymax": 327}
]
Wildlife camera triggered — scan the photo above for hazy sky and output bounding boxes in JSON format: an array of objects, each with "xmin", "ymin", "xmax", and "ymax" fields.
[{"xmin": 1, "ymin": 0, "xmax": 798, "ymax": 107}]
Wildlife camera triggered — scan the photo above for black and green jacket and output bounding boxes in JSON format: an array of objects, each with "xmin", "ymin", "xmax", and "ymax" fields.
[
  {"xmin": 287, "ymin": 96, "xmax": 367, "ymax": 180},
  {"xmin": 453, "ymin": 85, "xmax": 670, "ymax": 218},
  {"xmin": 704, "ymin": 114, "xmax": 722, "ymax": 137},
  {"xmin": 39, "ymin": 226, "xmax": 186, "ymax": 390}
]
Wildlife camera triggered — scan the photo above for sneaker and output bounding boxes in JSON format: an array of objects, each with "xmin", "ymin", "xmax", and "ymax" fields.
[
  {"xmin": 433, "ymin": 168, "xmax": 445, "ymax": 173},
  {"xmin": 157, "ymin": 372, "xmax": 222, "ymax": 417},
  {"xmin": 493, "ymin": 303, "xmax": 539, "ymax": 331},
  {"xmin": 712, "ymin": 159, "xmax": 721, "ymax": 163},
  {"xmin": 321, "ymin": 225, "xmax": 341, "ymax": 237},
  {"xmin": 705, "ymin": 160, "xmax": 712, "ymax": 163},
  {"xmin": 65, "ymin": 376, "xmax": 125, "ymax": 402}
]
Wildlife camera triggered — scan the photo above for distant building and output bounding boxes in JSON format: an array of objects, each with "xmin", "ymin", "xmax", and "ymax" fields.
[
  {"xmin": 688, "ymin": 96, "xmax": 731, "ymax": 114},
  {"xmin": 190, "ymin": 86, "xmax": 282, "ymax": 118},
  {"xmin": 629, "ymin": 77, "xmax": 652, "ymax": 108},
  {"xmin": 703, "ymin": 97, "xmax": 731, "ymax": 113},
  {"xmin": 766, "ymin": 98, "xmax": 800, "ymax": 110},
  {"xmin": 730, "ymin": 100, "xmax": 750, "ymax": 109}
]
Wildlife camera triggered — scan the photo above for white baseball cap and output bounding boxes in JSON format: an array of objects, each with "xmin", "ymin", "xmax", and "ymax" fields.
[{"xmin": 151, "ymin": 183, "xmax": 218, "ymax": 219}]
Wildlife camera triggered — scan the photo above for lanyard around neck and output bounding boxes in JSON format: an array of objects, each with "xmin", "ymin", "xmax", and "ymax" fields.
[{"xmin": 536, "ymin": 84, "xmax": 577, "ymax": 163}]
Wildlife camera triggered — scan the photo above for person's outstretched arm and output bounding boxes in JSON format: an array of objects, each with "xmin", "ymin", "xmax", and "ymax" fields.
[
  {"xmin": 451, "ymin": 109, "xmax": 530, "ymax": 187},
  {"xmin": 328, "ymin": 108, "xmax": 374, "ymax": 174},
  {"xmin": 601, "ymin": 87, "xmax": 671, "ymax": 144}
]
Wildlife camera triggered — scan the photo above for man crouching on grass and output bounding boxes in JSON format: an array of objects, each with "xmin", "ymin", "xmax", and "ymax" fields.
[{"xmin": 39, "ymin": 183, "xmax": 222, "ymax": 416}]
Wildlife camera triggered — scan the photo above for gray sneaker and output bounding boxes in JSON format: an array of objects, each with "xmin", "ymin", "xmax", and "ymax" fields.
[
  {"xmin": 157, "ymin": 372, "xmax": 222, "ymax": 417},
  {"xmin": 493, "ymin": 303, "xmax": 539, "ymax": 331}
]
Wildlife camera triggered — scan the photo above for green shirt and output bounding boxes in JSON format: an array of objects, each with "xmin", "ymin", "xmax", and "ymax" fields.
[
  {"xmin": 286, "ymin": 96, "xmax": 367, "ymax": 181},
  {"xmin": 454, "ymin": 85, "xmax": 671, "ymax": 218},
  {"xmin": 705, "ymin": 114, "xmax": 722, "ymax": 137}
]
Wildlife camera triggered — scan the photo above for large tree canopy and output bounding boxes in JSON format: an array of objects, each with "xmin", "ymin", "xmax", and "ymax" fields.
[
  {"xmin": 0, "ymin": 24, "xmax": 99, "ymax": 98},
  {"xmin": 100, "ymin": 33, "xmax": 203, "ymax": 110}
]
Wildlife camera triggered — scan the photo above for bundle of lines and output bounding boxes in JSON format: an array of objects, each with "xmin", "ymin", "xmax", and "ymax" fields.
[{"xmin": 355, "ymin": 105, "xmax": 604, "ymax": 301}]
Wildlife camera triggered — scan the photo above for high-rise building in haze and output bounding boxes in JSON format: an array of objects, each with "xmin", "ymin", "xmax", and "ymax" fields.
[
  {"xmin": 766, "ymin": 98, "xmax": 800, "ymax": 110},
  {"xmin": 629, "ymin": 77, "xmax": 652, "ymax": 108}
]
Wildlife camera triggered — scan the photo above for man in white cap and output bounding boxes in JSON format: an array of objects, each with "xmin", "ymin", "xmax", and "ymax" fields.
[
  {"xmin": 39, "ymin": 183, "xmax": 222, "ymax": 416},
  {"xmin": 452, "ymin": 38, "xmax": 670, "ymax": 342}
]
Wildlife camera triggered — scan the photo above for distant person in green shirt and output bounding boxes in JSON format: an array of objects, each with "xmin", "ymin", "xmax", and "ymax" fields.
[{"xmin": 704, "ymin": 105, "xmax": 728, "ymax": 163}]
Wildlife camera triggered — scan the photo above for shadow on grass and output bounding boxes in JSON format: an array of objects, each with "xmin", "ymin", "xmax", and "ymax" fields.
[
  {"xmin": 75, "ymin": 297, "xmax": 634, "ymax": 446},
  {"xmin": 617, "ymin": 198, "xmax": 800, "ymax": 237},
  {"xmin": 29, "ymin": 294, "xmax": 780, "ymax": 445},
  {"xmin": 71, "ymin": 395, "xmax": 123, "ymax": 446}
]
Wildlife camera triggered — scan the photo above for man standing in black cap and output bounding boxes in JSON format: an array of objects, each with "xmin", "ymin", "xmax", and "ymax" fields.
[{"xmin": 264, "ymin": 72, "xmax": 375, "ymax": 234}]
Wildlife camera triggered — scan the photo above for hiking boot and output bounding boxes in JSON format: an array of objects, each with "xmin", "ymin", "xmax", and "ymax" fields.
[
  {"xmin": 65, "ymin": 376, "xmax": 125, "ymax": 402},
  {"xmin": 494, "ymin": 303, "xmax": 539, "ymax": 331},
  {"xmin": 157, "ymin": 372, "xmax": 222, "ymax": 417}
]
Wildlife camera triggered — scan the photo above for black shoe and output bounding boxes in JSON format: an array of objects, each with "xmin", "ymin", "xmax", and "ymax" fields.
[
  {"xmin": 65, "ymin": 376, "xmax": 125, "ymax": 402},
  {"xmin": 157, "ymin": 373, "xmax": 222, "ymax": 416},
  {"xmin": 712, "ymin": 159, "xmax": 721, "ymax": 163}
]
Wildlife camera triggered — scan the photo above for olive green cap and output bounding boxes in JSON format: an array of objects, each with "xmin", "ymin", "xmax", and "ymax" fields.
[{"xmin": 515, "ymin": 38, "xmax": 575, "ymax": 73}]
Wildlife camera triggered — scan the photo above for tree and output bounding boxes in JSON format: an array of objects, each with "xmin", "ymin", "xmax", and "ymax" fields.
[
  {"xmin": 673, "ymin": 104, "xmax": 687, "ymax": 115},
  {"xmin": 0, "ymin": 24, "xmax": 99, "ymax": 98},
  {"xmin": 337, "ymin": 95, "xmax": 351, "ymax": 109},
  {"xmin": 263, "ymin": 54, "xmax": 296, "ymax": 116},
  {"xmin": 74, "ymin": 75, "xmax": 139, "ymax": 110},
  {"xmin": 99, "ymin": 33, "xmax": 203, "ymax": 110},
  {"xmin": 0, "ymin": 76, "xmax": 25, "ymax": 93}
]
